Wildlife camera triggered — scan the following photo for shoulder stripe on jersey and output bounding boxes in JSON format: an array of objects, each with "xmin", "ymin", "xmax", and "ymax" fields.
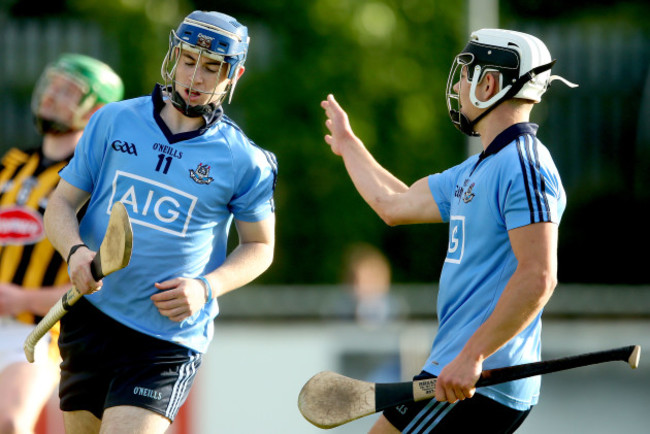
[
  {"xmin": 523, "ymin": 135, "xmax": 544, "ymax": 222},
  {"xmin": 517, "ymin": 135, "xmax": 551, "ymax": 224},
  {"xmin": 262, "ymin": 149, "xmax": 278, "ymax": 192},
  {"xmin": 516, "ymin": 137, "xmax": 535, "ymax": 223},
  {"xmin": 221, "ymin": 114, "xmax": 278, "ymax": 193},
  {"xmin": 531, "ymin": 138, "xmax": 551, "ymax": 218}
]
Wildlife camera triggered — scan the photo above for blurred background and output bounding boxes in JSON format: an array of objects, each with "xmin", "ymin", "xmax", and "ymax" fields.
[{"xmin": 1, "ymin": 0, "xmax": 648, "ymax": 433}]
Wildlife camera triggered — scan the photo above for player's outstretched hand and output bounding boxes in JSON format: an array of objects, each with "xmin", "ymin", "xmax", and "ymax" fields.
[{"xmin": 321, "ymin": 94, "xmax": 359, "ymax": 156}]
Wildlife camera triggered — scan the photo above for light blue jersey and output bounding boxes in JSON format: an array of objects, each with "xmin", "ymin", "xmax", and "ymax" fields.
[
  {"xmin": 59, "ymin": 85, "xmax": 277, "ymax": 353},
  {"xmin": 426, "ymin": 123, "xmax": 565, "ymax": 410}
]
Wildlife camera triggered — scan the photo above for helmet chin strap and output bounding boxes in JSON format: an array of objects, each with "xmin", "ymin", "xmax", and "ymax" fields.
[
  {"xmin": 453, "ymin": 60, "xmax": 557, "ymax": 137},
  {"xmin": 169, "ymin": 76, "xmax": 234, "ymax": 118},
  {"xmin": 170, "ymin": 90, "xmax": 218, "ymax": 118}
]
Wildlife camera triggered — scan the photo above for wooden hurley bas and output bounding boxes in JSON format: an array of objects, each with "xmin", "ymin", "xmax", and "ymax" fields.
[
  {"xmin": 23, "ymin": 202, "xmax": 133, "ymax": 363},
  {"xmin": 298, "ymin": 345, "xmax": 641, "ymax": 429}
]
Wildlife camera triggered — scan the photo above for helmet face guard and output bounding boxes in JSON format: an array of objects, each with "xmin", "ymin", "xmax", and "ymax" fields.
[
  {"xmin": 446, "ymin": 55, "xmax": 480, "ymax": 136},
  {"xmin": 31, "ymin": 54, "xmax": 123, "ymax": 134},
  {"xmin": 161, "ymin": 11, "xmax": 249, "ymax": 117}
]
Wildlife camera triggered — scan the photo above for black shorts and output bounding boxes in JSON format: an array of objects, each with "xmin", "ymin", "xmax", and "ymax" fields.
[
  {"xmin": 383, "ymin": 372, "xmax": 531, "ymax": 434},
  {"xmin": 58, "ymin": 298, "xmax": 202, "ymax": 421}
]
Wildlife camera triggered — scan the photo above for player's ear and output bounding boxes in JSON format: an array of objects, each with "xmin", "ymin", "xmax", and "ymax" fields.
[
  {"xmin": 477, "ymin": 72, "xmax": 498, "ymax": 101},
  {"xmin": 485, "ymin": 72, "xmax": 500, "ymax": 98}
]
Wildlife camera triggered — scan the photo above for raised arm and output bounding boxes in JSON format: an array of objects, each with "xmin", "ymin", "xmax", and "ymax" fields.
[{"xmin": 321, "ymin": 94, "xmax": 442, "ymax": 225}]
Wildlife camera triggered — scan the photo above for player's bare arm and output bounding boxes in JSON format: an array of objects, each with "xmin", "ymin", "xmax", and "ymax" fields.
[
  {"xmin": 44, "ymin": 180, "xmax": 99, "ymax": 295},
  {"xmin": 435, "ymin": 222, "xmax": 558, "ymax": 403},
  {"xmin": 208, "ymin": 215, "xmax": 276, "ymax": 296},
  {"xmin": 321, "ymin": 94, "xmax": 443, "ymax": 225},
  {"xmin": 151, "ymin": 214, "xmax": 275, "ymax": 322}
]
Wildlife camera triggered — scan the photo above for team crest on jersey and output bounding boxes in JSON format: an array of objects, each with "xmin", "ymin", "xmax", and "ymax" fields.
[
  {"xmin": 189, "ymin": 163, "xmax": 214, "ymax": 185},
  {"xmin": 463, "ymin": 182, "xmax": 476, "ymax": 203}
]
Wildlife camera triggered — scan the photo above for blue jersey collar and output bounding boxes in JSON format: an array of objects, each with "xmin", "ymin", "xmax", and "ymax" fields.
[
  {"xmin": 482, "ymin": 122, "xmax": 538, "ymax": 158},
  {"xmin": 151, "ymin": 84, "xmax": 224, "ymax": 144},
  {"xmin": 470, "ymin": 123, "xmax": 538, "ymax": 175}
]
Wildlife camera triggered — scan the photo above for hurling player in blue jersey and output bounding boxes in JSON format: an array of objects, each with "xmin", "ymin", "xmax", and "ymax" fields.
[
  {"xmin": 43, "ymin": 10, "xmax": 277, "ymax": 433},
  {"xmin": 322, "ymin": 29, "xmax": 576, "ymax": 433}
]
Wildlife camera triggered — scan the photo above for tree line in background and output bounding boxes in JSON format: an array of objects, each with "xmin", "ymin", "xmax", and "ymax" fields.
[{"xmin": 5, "ymin": 0, "xmax": 650, "ymax": 284}]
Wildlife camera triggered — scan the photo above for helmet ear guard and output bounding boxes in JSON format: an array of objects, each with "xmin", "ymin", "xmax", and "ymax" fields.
[
  {"xmin": 446, "ymin": 29, "xmax": 578, "ymax": 136},
  {"xmin": 468, "ymin": 66, "xmax": 510, "ymax": 109},
  {"xmin": 227, "ymin": 64, "xmax": 245, "ymax": 104}
]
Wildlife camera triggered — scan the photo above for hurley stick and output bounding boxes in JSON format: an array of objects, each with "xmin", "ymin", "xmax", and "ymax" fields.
[
  {"xmin": 298, "ymin": 345, "xmax": 641, "ymax": 429},
  {"xmin": 23, "ymin": 202, "xmax": 133, "ymax": 363}
]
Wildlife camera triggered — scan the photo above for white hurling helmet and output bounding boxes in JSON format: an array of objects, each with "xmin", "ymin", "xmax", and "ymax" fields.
[{"xmin": 446, "ymin": 28, "xmax": 578, "ymax": 136}]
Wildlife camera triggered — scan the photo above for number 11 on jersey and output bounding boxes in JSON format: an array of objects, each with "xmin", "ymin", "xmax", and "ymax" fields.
[{"xmin": 155, "ymin": 154, "xmax": 172, "ymax": 174}]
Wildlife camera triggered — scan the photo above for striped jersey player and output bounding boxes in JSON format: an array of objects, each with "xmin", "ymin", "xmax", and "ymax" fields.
[
  {"xmin": 44, "ymin": 11, "xmax": 276, "ymax": 433},
  {"xmin": 321, "ymin": 28, "xmax": 576, "ymax": 433},
  {"xmin": 0, "ymin": 54, "xmax": 123, "ymax": 433}
]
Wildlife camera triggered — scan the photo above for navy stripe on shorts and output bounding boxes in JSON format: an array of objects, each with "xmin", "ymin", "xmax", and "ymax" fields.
[{"xmin": 383, "ymin": 372, "xmax": 531, "ymax": 433}]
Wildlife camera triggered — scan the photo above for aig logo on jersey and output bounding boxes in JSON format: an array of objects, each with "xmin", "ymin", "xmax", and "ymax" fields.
[
  {"xmin": 445, "ymin": 215, "xmax": 465, "ymax": 264},
  {"xmin": 110, "ymin": 171, "xmax": 197, "ymax": 237}
]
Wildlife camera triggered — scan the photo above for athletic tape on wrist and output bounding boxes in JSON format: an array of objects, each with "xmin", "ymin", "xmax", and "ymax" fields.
[
  {"xmin": 66, "ymin": 243, "xmax": 88, "ymax": 263},
  {"xmin": 196, "ymin": 276, "xmax": 213, "ymax": 303}
]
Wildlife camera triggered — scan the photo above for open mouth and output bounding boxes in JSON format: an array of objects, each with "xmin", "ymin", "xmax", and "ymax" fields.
[{"xmin": 186, "ymin": 89, "xmax": 204, "ymax": 101}]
